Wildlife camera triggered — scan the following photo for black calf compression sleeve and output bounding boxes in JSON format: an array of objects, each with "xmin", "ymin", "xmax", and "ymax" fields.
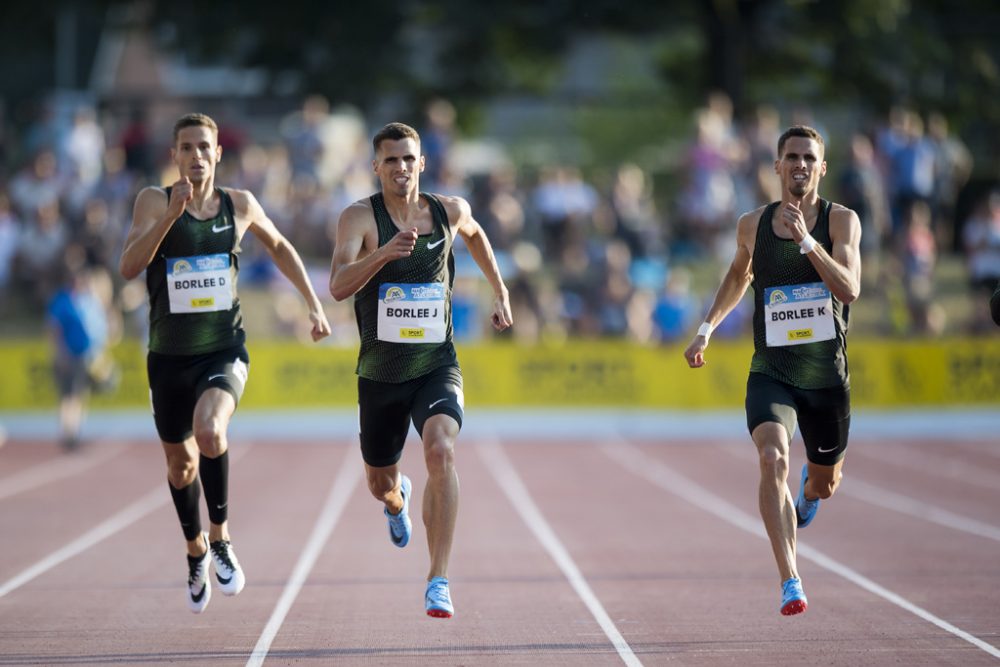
[
  {"xmin": 169, "ymin": 477, "xmax": 202, "ymax": 541},
  {"xmin": 200, "ymin": 450, "xmax": 229, "ymax": 525}
]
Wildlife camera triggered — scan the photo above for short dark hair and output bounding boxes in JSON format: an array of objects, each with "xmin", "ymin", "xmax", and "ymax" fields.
[
  {"xmin": 777, "ymin": 125, "xmax": 825, "ymax": 158},
  {"xmin": 173, "ymin": 113, "xmax": 218, "ymax": 143},
  {"xmin": 372, "ymin": 122, "xmax": 420, "ymax": 153}
]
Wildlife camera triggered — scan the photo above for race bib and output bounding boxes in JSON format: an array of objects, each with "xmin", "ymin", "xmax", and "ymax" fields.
[
  {"xmin": 764, "ymin": 282, "xmax": 835, "ymax": 347},
  {"xmin": 167, "ymin": 254, "xmax": 233, "ymax": 314},
  {"xmin": 377, "ymin": 282, "xmax": 447, "ymax": 343}
]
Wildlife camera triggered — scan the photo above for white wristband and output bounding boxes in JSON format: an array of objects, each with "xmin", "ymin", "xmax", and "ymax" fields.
[
  {"xmin": 697, "ymin": 321, "xmax": 713, "ymax": 340},
  {"xmin": 799, "ymin": 234, "xmax": 817, "ymax": 254}
]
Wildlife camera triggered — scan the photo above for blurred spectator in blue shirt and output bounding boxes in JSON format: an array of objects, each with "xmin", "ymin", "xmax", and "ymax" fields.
[
  {"xmin": 421, "ymin": 98, "xmax": 457, "ymax": 193},
  {"xmin": 47, "ymin": 246, "xmax": 117, "ymax": 450},
  {"xmin": 0, "ymin": 193, "xmax": 20, "ymax": 300},
  {"xmin": 652, "ymin": 267, "xmax": 699, "ymax": 342}
]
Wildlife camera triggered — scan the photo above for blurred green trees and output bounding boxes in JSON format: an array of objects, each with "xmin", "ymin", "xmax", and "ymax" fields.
[{"xmin": 1, "ymin": 1, "xmax": 998, "ymax": 170}]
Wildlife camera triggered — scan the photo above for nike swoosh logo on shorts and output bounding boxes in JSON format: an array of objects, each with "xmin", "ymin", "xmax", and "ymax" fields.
[
  {"xmin": 817, "ymin": 445, "xmax": 837, "ymax": 453},
  {"xmin": 207, "ymin": 373, "xmax": 227, "ymax": 382},
  {"xmin": 212, "ymin": 223, "xmax": 233, "ymax": 233},
  {"xmin": 428, "ymin": 397, "xmax": 448, "ymax": 410},
  {"xmin": 427, "ymin": 238, "xmax": 445, "ymax": 250}
]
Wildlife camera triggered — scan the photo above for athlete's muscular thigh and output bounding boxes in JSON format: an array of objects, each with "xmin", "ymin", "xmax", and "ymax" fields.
[
  {"xmin": 358, "ymin": 376, "xmax": 412, "ymax": 468},
  {"xmin": 796, "ymin": 384, "xmax": 850, "ymax": 467}
]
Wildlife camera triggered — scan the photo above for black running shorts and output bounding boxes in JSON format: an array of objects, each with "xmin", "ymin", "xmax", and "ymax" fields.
[
  {"xmin": 357, "ymin": 364, "xmax": 464, "ymax": 468},
  {"xmin": 745, "ymin": 371, "xmax": 850, "ymax": 466},
  {"xmin": 147, "ymin": 344, "xmax": 250, "ymax": 443}
]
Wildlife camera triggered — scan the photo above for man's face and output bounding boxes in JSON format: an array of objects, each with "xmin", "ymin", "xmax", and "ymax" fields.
[
  {"xmin": 172, "ymin": 125, "xmax": 221, "ymax": 183},
  {"xmin": 373, "ymin": 138, "xmax": 424, "ymax": 196},
  {"xmin": 775, "ymin": 136, "xmax": 826, "ymax": 198}
]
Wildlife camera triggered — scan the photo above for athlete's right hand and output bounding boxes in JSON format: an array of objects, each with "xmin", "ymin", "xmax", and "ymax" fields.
[
  {"xmin": 308, "ymin": 308, "xmax": 332, "ymax": 342},
  {"xmin": 167, "ymin": 177, "xmax": 193, "ymax": 220},
  {"xmin": 683, "ymin": 336, "xmax": 708, "ymax": 368},
  {"xmin": 383, "ymin": 227, "xmax": 418, "ymax": 261}
]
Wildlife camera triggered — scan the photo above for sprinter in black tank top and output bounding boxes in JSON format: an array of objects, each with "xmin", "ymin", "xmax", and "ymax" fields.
[
  {"xmin": 682, "ymin": 126, "xmax": 862, "ymax": 617},
  {"xmin": 329, "ymin": 122, "xmax": 512, "ymax": 618},
  {"xmin": 119, "ymin": 113, "xmax": 331, "ymax": 614}
]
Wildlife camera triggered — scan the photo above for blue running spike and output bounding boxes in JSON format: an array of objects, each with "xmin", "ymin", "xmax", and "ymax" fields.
[
  {"xmin": 780, "ymin": 577, "xmax": 808, "ymax": 616},
  {"xmin": 795, "ymin": 464, "xmax": 820, "ymax": 528},
  {"xmin": 425, "ymin": 576, "xmax": 454, "ymax": 618},
  {"xmin": 385, "ymin": 475, "xmax": 412, "ymax": 548}
]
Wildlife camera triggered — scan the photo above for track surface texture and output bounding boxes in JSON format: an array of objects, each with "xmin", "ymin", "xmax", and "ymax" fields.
[{"xmin": 1, "ymin": 409, "xmax": 998, "ymax": 666}]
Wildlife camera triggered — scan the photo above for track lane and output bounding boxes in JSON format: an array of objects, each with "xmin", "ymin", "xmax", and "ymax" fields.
[{"xmin": 1, "ymin": 431, "xmax": 997, "ymax": 666}]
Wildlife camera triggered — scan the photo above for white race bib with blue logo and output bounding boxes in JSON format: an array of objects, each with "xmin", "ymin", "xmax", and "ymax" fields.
[
  {"xmin": 764, "ymin": 282, "xmax": 835, "ymax": 347},
  {"xmin": 377, "ymin": 282, "xmax": 447, "ymax": 343},
  {"xmin": 167, "ymin": 253, "xmax": 233, "ymax": 314}
]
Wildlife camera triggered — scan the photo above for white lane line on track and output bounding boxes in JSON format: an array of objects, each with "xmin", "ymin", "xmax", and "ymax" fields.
[
  {"xmin": 842, "ymin": 478, "xmax": 1000, "ymax": 543},
  {"xmin": 0, "ymin": 445, "xmax": 251, "ymax": 599},
  {"xmin": 0, "ymin": 486, "xmax": 166, "ymax": 598},
  {"xmin": 720, "ymin": 441, "xmax": 1000, "ymax": 544},
  {"xmin": 245, "ymin": 452, "xmax": 361, "ymax": 667},
  {"xmin": 606, "ymin": 441, "xmax": 1000, "ymax": 660},
  {"xmin": 0, "ymin": 443, "xmax": 125, "ymax": 502},
  {"xmin": 852, "ymin": 444, "xmax": 1000, "ymax": 492},
  {"xmin": 478, "ymin": 438, "xmax": 643, "ymax": 667}
]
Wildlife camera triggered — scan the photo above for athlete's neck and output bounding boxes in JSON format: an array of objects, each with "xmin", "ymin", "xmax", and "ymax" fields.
[
  {"xmin": 382, "ymin": 190, "xmax": 424, "ymax": 227},
  {"xmin": 782, "ymin": 192, "xmax": 821, "ymax": 211},
  {"xmin": 187, "ymin": 179, "xmax": 216, "ymax": 208}
]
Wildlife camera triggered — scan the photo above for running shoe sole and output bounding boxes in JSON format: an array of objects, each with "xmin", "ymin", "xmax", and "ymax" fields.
[
  {"xmin": 781, "ymin": 598, "xmax": 808, "ymax": 615},
  {"xmin": 427, "ymin": 608, "xmax": 453, "ymax": 618}
]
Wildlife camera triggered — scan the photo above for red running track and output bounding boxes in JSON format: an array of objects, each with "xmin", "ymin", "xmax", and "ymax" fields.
[{"xmin": 1, "ymin": 429, "xmax": 998, "ymax": 666}]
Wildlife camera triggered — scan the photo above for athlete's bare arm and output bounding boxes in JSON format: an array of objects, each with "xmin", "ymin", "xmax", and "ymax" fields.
[
  {"xmin": 813, "ymin": 206, "xmax": 862, "ymax": 304},
  {"xmin": 328, "ymin": 200, "xmax": 418, "ymax": 302},
  {"xmin": 442, "ymin": 195, "xmax": 512, "ymax": 331},
  {"xmin": 683, "ymin": 208, "xmax": 760, "ymax": 368},
  {"xmin": 227, "ymin": 188, "xmax": 331, "ymax": 341},
  {"xmin": 779, "ymin": 202, "xmax": 862, "ymax": 304},
  {"xmin": 119, "ymin": 179, "xmax": 193, "ymax": 280}
]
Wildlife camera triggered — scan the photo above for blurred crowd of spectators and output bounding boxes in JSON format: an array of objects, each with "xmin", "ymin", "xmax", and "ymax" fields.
[{"xmin": 0, "ymin": 92, "xmax": 995, "ymax": 350}]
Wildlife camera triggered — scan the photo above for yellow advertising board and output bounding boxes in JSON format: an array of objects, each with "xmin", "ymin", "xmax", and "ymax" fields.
[{"xmin": 1, "ymin": 338, "xmax": 998, "ymax": 410}]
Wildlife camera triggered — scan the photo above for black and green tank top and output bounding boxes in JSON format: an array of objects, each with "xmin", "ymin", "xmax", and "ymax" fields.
[
  {"xmin": 354, "ymin": 192, "xmax": 457, "ymax": 383},
  {"xmin": 749, "ymin": 199, "xmax": 849, "ymax": 389},
  {"xmin": 146, "ymin": 187, "xmax": 245, "ymax": 355}
]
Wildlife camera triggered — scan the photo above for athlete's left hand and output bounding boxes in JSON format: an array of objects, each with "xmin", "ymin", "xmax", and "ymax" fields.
[
  {"xmin": 490, "ymin": 292, "xmax": 513, "ymax": 332},
  {"xmin": 309, "ymin": 309, "xmax": 332, "ymax": 342}
]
